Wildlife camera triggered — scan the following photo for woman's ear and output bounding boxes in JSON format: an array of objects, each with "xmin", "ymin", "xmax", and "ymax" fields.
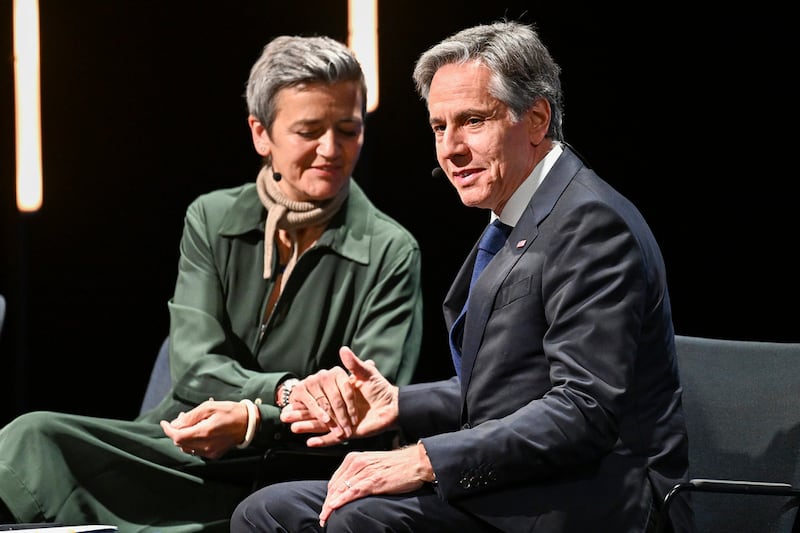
[
  {"xmin": 526, "ymin": 98, "xmax": 551, "ymax": 145},
  {"xmin": 248, "ymin": 115, "xmax": 271, "ymax": 157}
]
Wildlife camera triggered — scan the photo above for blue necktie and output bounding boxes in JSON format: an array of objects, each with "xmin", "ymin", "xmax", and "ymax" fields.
[{"xmin": 449, "ymin": 219, "xmax": 512, "ymax": 379}]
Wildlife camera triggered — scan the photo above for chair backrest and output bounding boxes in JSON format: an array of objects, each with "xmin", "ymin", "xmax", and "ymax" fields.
[
  {"xmin": 139, "ymin": 336, "xmax": 171, "ymax": 416},
  {"xmin": 675, "ymin": 334, "xmax": 800, "ymax": 533},
  {"xmin": 0, "ymin": 293, "xmax": 5, "ymax": 339}
]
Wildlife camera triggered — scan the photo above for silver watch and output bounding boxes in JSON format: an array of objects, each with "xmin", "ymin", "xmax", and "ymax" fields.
[{"xmin": 278, "ymin": 378, "xmax": 300, "ymax": 408}]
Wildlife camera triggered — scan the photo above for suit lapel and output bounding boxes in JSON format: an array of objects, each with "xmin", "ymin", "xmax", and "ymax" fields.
[
  {"xmin": 458, "ymin": 225, "xmax": 526, "ymax": 391},
  {"xmin": 458, "ymin": 147, "xmax": 584, "ymax": 393}
]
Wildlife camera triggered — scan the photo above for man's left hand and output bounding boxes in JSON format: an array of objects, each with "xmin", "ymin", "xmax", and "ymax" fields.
[{"xmin": 319, "ymin": 443, "xmax": 435, "ymax": 526}]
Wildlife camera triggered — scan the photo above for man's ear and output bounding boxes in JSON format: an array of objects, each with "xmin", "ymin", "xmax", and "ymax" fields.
[
  {"xmin": 527, "ymin": 98, "xmax": 551, "ymax": 145},
  {"xmin": 248, "ymin": 115, "xmax": 271, "ymax": 157}
]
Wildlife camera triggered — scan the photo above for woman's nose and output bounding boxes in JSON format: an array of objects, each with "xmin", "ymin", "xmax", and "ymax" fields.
[{"xmin": 317, "ymin": 130, "xmax": 341, "ymax": 158}]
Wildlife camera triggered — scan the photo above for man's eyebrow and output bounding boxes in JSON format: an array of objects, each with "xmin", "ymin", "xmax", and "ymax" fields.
[{"xmin": 429, "ymin": 108, "xmax": 488, "ymax": 126}]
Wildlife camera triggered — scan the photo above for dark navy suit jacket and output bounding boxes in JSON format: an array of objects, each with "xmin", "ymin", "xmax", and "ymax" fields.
[{"xmin": 398, "ymin": 146, "xmax": 693, "ymax": 532}]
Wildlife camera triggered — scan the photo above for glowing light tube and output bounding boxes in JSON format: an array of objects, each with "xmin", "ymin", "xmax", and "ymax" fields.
[
  {"xmin": 348, "ymin": 0, "xmax": 379, "ymax": 113},
  {"xmin": 14, "ymin": 0, "xmax": 43, "ymax": 212}
]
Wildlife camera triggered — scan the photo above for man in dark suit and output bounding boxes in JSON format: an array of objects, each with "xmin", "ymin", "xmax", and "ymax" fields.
[{"xmin": 230, "ymin": 20, "xmax": 694, "ymax": 533}]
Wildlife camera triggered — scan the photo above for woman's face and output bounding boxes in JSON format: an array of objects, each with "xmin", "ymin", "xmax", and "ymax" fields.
[{"xmin": 249, "ymin": 80, "xmax": 364, "ymax": 202}]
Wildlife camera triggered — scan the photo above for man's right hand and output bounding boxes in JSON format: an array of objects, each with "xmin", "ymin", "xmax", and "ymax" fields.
[{"xmin": 280, "ymin": 346, "xmax": 400, "ymax": 447}]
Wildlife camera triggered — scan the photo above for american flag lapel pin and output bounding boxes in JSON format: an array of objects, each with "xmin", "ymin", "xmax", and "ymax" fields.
[{"xmin": 516, "ymin": 239, "xmax": 526, "ymax": 248}]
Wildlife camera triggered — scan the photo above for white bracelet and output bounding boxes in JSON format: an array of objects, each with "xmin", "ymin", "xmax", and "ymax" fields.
[{"xmin": 236, "ymin": 399, "xmax": 258, "ymax": 449}]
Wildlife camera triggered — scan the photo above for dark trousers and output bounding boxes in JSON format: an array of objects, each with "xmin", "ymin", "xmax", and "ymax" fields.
[{"xmin": 230, "ymin": 480, "xmax": 500, "ymax": 533}]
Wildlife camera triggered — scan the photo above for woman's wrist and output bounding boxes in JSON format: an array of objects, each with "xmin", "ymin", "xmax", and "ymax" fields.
[
  {"xmin": 276, "ymin": 378, "xmax": 300, "ymax": 408},
  {"xmin": 236, "ymin": 399, "xmax": 259, "ymax": 449}
]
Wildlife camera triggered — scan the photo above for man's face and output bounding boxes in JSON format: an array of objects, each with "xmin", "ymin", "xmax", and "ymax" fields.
[{"xmin": 426, "ymin": 61, "xmax": 538, "ymax": 214}]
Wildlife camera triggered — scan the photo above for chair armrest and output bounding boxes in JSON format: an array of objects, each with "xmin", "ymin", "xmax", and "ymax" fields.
[
  {"xmin": 686, "ymin": 479, "xmax": 797, "ymax": 495},
  {"xmin": 655, "ymin": 479, "xmax": 800, "ymax": 533}
]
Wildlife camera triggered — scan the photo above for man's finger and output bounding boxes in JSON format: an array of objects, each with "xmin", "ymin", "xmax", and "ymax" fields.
[
  {"xmin": 306, "ymin": 432, "xmax": 348, "ymax": 448},
  {"xmin": 339, "ymin": 346, "xmax": 374, "ymax": 381}
]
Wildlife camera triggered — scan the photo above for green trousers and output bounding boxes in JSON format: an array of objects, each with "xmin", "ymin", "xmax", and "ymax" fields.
[{"xmin": 0, "ymin": 411, "xmax": 252, "ymax": 532}]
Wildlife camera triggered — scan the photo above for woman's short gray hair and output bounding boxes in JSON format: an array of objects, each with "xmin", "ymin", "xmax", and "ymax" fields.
[{"xmin": 246, "ymin": 35, "xmax": 367, "ymax": 134}]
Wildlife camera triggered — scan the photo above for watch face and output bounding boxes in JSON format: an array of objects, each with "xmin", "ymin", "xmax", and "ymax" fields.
[{"xmin": 280, "ymin": 379, "xmax": 298, "ymax": 407}]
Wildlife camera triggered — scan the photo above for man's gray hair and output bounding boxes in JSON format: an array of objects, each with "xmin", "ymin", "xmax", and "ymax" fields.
[{"xmin": 412, "ymin": 20, "xmax": 563, "ymax": 141}]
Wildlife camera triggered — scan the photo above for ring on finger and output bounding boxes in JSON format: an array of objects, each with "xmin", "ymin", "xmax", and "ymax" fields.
[
  {"xmin": 315, "ymin": 396, "xmax": 330, "ymax": 406},
  {"xmin": 344, "ymin": 480, "xmax": 352, "ymax": 489}
]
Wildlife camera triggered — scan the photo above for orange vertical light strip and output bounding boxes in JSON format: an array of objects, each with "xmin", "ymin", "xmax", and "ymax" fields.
[
  {"xmin": 13, "ymin": 0, "xmax": 43, "ymax": 212},
  {"xmin": 348, "ymin": 0, "xmax": 379, "ymax": 113}
]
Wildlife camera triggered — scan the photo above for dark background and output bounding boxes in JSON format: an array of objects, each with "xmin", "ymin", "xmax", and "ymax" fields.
[{"xmin": 1, "ymin": 2, "xmax": 796, "ymax": 425}]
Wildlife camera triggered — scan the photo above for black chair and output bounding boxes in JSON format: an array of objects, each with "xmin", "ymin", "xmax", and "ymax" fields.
[
  {"xmin": 139, "ymin": 336, "xmax": 171, "ymax": 416},
  {"xmin": 656, "ymin": 335, "xmax": 800, "ymax": 533},
  {"xmin": 0, "ymin": 293, "xmax": 6, "ymax": 340}
]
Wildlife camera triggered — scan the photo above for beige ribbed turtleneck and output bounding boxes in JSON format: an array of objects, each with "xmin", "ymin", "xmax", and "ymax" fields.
[{"xmin": 255, "ymin": 166, "xmax": 349, "ymax": 292}]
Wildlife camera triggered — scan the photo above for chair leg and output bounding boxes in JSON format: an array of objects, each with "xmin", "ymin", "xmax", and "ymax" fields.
[
  {"xmin": 251, "ymin": 449, "xmax": 273, "ymax": 492},
  {"xmin": 0, "ymin": 498, "xmax": 15, "ymax": 524}
]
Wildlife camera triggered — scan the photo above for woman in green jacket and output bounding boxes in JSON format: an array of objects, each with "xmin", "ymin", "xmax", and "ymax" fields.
[{"xmin": 0, "ymin": 34, "xmax": 422, "ymax": 531}]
